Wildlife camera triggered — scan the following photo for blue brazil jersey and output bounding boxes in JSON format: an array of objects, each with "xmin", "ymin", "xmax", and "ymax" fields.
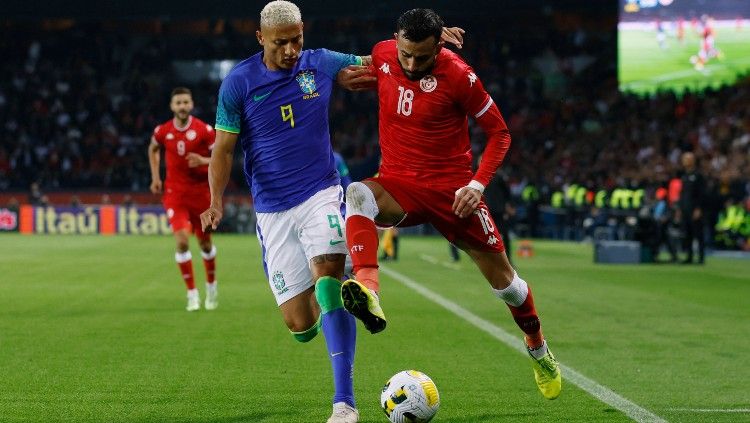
[{"xmin": 216, "ymin": 49, "xmax": 361, "ymax": 213}]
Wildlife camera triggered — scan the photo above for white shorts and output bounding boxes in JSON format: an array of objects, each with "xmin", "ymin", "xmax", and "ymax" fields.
[{"xmin": 256, "ymin": 185, "xmax": 349, "ymax": 306}]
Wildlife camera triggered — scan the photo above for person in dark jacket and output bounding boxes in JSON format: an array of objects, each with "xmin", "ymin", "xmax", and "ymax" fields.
[{"xmin": 679, "ymin": 152, "xmax": 706, "ymax": 264}]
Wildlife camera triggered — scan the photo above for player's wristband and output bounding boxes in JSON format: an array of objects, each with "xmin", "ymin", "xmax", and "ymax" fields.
[
  {"xmin": 454, "ymin": 180, "xmax": 485, "ymax": 196},
  {"xmin": 468, "ymin": 180, "xmax": 485, "ymax": 193}
]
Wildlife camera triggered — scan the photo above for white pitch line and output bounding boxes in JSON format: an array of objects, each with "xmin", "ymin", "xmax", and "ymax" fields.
[
  {"xmin": 419, "ymin": 254, "xmax": 462, "ymax": 271},
  {"xmin": 669, "ymin": 408, "xmax": 750, "ymax": 413},
  {"xmin": 380, "ymin": 266, "xmax": 668, "ymax": 423}
]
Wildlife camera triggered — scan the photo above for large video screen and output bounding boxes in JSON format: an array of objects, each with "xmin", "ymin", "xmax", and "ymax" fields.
[{"xmin": 619, "ymin": 0, "xmax": 750, "ymax": 94}]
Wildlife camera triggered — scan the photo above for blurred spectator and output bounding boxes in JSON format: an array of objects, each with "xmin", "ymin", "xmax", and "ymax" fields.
[{"xmin": 679, "ymin": 152, "xmax": 707, "ymax": 264}]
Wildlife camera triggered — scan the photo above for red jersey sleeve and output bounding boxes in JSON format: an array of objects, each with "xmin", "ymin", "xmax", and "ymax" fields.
[
  {"xmin": 452, "ymin": 67, "xmax": 511, "ymax": 187},
  {"xmin": 453, "ymin": 66, "xmax": 491, "ymax": 118},
  {"xmin": 153, "ymin": 124, "xmax": 167, "ymax": 146}
]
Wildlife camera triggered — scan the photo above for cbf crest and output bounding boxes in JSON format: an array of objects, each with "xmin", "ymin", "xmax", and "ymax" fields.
[
  {"xmin": 296, "ymin": 70, "xmax": 317, "ymax": 95},
  {"xmin": 272, "ymin": 271, "xmax": 288, "ymax": 295}
]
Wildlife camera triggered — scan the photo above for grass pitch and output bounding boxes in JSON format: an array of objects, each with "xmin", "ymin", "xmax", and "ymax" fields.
[
  {"xmin": 619, "ymin": 26, "xmax": 750, "ymax": 94},
  {"xmin": 0, "ymin": 234, "xmax": 748, "ymax": 422}
]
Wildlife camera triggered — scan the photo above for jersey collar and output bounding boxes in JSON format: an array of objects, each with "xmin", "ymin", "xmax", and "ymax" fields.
[{"xmin": 172, "ymin": 116, "xmax": 193, "ymax": 132}]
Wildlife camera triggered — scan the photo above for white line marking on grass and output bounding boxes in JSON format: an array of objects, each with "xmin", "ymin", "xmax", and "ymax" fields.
[
  {"xmin": 669, "ymin": 408, "xmax": 750, "ymax": 413},
  {"xmin": 381, "ymin": 266, "xmax": 668, "ymax": 423},
  {"xmin": 419, "ymin": 254, "xmax": 462, "ymax": 271}
]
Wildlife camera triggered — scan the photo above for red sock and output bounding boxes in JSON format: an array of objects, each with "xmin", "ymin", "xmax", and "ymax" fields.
[
  {"xmin": 176, "ymin": 252, "xmax": 195, "ymax": 290},
  {"xmin": 346, "ymin": 215, "xmax": 380, "ymax": 292},
  {"xmin": 203, "ymin": 258, "xmax": 216, "ymax": 284},
  {"xmin": 506, "ymin": 286, "xmax": 543, "ymax": 348},
  {"xmin": 202, "ymin": 246, "xmax": 217, "ymax": 284}
]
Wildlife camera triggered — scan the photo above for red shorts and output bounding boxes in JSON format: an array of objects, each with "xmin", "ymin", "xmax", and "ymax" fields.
[
  {"xmin": 368, "ymin": 175, "xmax": 505, "ymax": 253},
  {"xmin": 163, "ymin": 190, "xmax": 211, "ymax": 241}
]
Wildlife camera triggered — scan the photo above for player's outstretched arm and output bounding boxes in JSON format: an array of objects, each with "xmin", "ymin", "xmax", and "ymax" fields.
[
  {"xmin": 147, "ymin": 137, "xmax": 162, "ymax": 194},
  {"xmin": 337, "ymin": 64, "xmax": 377, "ymax": 91},
  {"xmin": 201, "ymin": 130, "xmax": 238, "ymax": 232}
]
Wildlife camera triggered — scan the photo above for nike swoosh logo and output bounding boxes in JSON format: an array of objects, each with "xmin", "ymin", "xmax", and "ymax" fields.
[
  {"xmin": 331, "ymin": 351, "xmax": 344, "ymax": 357},
  {"xmin": 253, "ymin": 91, "xmax": 272, "ymax": 102},
  {"xmin": 329, "ymin": 240, "xmax": 344, "ymax": 245}
]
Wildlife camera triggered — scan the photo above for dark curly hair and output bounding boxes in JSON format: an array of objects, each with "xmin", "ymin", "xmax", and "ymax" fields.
[{"xmin": 396, "ymin": 8, "xmax": 444, "ymax": 43}]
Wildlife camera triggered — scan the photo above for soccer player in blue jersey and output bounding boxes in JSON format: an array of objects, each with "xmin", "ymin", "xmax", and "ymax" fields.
[
  {"xmin": 200, "ymin": 2, "xmax": 464, "ymax": 421},
  {"xmin": 200, "ymin": 2, "xmax": 366, "ymax": 422}
]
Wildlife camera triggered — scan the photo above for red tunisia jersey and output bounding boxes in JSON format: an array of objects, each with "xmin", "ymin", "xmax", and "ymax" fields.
[
  {"xmin": 153, "ymin": 116, "xmax": 215, "ymax": 195},
  {"xmin": 372, "ymin": 40, "xmax": 509, "ymax": 187}
]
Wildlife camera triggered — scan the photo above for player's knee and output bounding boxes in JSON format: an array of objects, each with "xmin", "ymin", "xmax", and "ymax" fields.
[
  {"xmin": 290, "ymin": 316, "xmax": 321, "ymax": 343},
  {"xmin": 314, "ymin": 276, "xmax": 344, "ymax": 313},
  {"xmin": 346, "ymin": 182, "xmax": 378, "ymax": 219},
  {"xmin": 200, "ymin": 243, "xmax": 215, "ymax": 258},
  {"xmin": 176, "ymin": 243, "xmax": 190, "ymax": 254}
]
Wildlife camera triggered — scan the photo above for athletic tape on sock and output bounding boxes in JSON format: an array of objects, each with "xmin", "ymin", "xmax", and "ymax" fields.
[
  {"xmin": 201, "ymin": 245, "xmax": 217, "ymax": 260},
  {"xmin": 175, "ymin": 250, "xmax": 192, "ymax": 263},
  {"xmin": 493, "ymin": 271, "xmax": 529, "ymax": 307},
  {"xmin": 346, "ymin": 182, "xmax": 378, "ymax": 219}
]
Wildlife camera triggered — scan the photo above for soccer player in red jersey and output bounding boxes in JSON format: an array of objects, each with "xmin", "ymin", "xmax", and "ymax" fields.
[
  {"xmin": 341, "ymin": 9, "xmax": 561, "ymax": 399},
  {"xmin": 148, "ymin": 87, "xmax": 218, "ymax": 312}
]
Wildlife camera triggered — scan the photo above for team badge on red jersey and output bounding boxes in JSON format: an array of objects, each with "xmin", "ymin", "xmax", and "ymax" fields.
[
  {"xmin": 420, "ymin": 75, "xmax": 437, "ymax": 92},
  {"xmin": 186, "ymin": 129, "xmax": 197, "ymax": 141}
]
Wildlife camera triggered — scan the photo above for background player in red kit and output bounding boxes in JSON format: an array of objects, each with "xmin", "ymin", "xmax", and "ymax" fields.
[
  {"xmin": 148, "ymin": 87, "xmax": 218, "ymax": 312},
  {"xmin": 341, "ymin": 9, "xmax": 561, "ymax": 399}
]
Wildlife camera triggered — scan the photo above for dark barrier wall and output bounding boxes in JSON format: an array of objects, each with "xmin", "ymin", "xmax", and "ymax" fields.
[{"xmin": 3, "ymin": 0, "xmax": 613, "ymax": 19}]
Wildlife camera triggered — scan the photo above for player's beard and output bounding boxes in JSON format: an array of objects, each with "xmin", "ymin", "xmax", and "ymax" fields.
[{"xmin": 400, "ymin": 63, "xmax": 435, "ymax": 81}]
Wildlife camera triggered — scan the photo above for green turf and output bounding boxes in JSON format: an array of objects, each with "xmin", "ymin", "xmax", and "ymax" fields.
[
  {"xmin": 0, "ymin": 234, "xmax": 748, "ymax": 422},
  {"xmin": 619, "ymin": 27, "xmax": 750, "ymax": 94}
]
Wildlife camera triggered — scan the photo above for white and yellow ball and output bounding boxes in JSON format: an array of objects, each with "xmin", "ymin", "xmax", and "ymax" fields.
[{"xmin": 380, "ymin": 370, "xmax": 440, "ymax": 423}]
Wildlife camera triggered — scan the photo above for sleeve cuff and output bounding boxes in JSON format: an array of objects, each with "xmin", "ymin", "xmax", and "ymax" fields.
[
  {"xmin": 215, "ymin": 125, "xmax": 240, "ymax": 134},
  {"xmin": 468, "ymin": 180, "xmax": 485, "ymax": 193}
]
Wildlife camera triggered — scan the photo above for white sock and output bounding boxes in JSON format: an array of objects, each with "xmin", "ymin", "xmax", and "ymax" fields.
[
  {"xmin": 175, "ymin": 250, "xmax": 192, "ymax": 263},
  {"xmin": 187, "ymin": 288, "xmax": 199, "ymax": 299},
  {"xmin": 201, "ymin": 245, "xmax": 217, "ymax": 260},
  {"xmin": 492, "ymin": 271, "xmax": 528, "ymax": 307},
  {"xmin": 206, "ymin": 281, "xmax": 217, "ymax": 292}
]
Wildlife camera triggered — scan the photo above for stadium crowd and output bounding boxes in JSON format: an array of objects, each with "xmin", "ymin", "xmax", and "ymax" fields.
[{"xmin": 1, "ymin": 18, "xmax": 748, "ymax": 248}]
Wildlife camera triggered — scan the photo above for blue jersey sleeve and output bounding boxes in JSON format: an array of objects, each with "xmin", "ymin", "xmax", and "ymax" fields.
[
  {"xmin": 317, "ymin": 49, "xmax": 362, "ymax": 79},
  {"xmin": 215, "ymin": 75, "xmax": 244, "ymax": 134}
]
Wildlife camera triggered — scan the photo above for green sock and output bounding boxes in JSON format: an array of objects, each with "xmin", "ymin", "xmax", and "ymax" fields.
[
  {"xmin": 291, "ymin": 315, "xmax": 321, "ymax": 343},
  {"xmin": 315, "ymin": 276, "xmax": 344, "ymax": 313}
]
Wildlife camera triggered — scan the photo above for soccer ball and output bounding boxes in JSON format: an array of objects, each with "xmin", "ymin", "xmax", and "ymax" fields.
[{"xmin": 380, "ymin": 370, "xmax": 440, "ymax": 423}]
